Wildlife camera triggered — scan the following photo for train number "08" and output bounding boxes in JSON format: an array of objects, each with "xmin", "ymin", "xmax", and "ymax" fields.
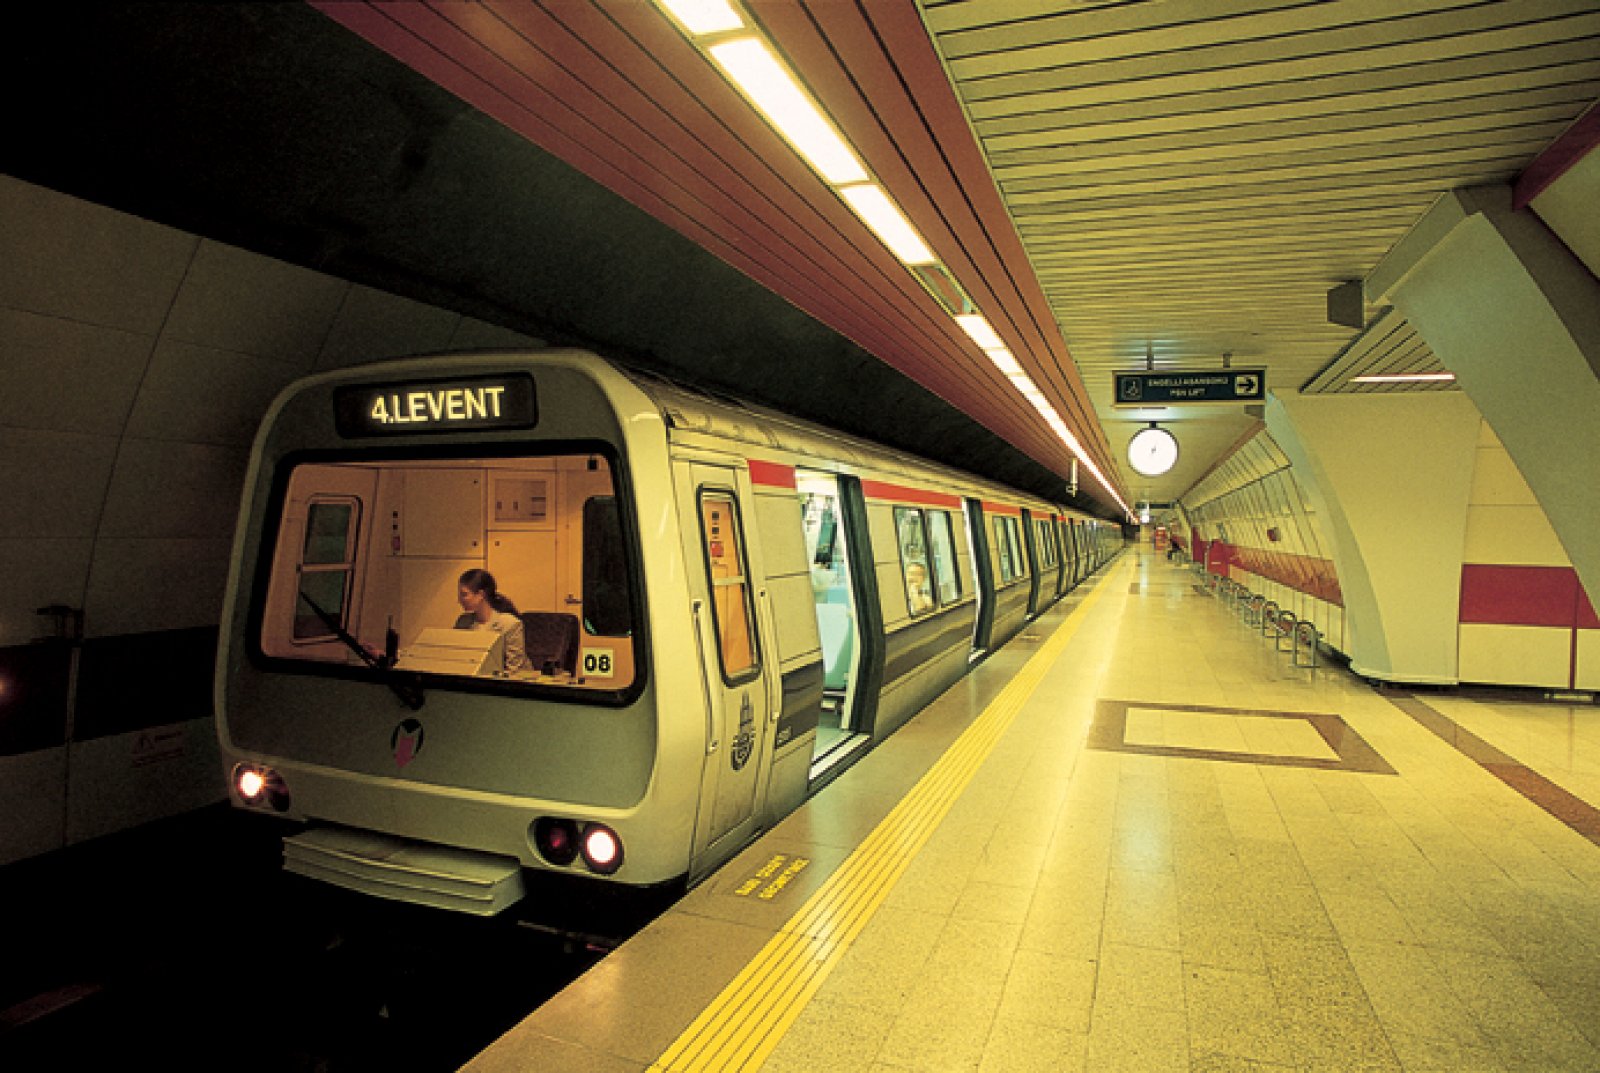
[{"xmin": 582, "ymin": 649, "xmax": 614, "ymax": 678}]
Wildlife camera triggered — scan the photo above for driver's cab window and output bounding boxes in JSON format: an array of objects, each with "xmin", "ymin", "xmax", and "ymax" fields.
[{"xmin": 258, "ymin": 453, "xmax": 638, "ymax": 694}]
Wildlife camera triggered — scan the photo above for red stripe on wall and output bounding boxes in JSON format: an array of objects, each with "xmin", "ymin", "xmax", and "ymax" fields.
[
  {"xmin": 747, "ymin": 459, "xmax": 797, "ymax": 490},
  {"xmin": 1578, "ymin": 584, "xmax": 1600, "ymax": 630},
  {"xmin": 1459, "ymin": 564, "xmax": 1581, "ymax": 627},
  {"xmin": 861, "ymin": 480, "xmax": 961, "ymax": 509}
]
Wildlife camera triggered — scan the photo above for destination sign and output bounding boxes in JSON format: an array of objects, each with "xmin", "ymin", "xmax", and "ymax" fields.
[
  {"xmin": 334, "ymin": 374, "xmax": 537, "ymax": 437},
  {"xmin": 1114, "ymin": 368, "xmax": 1266, "ymax": 407}
]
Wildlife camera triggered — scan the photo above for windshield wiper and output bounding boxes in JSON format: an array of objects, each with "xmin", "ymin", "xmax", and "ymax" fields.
[{"xmin": 298, "ymin": 592, "xmax": 424, "ymax": 710}]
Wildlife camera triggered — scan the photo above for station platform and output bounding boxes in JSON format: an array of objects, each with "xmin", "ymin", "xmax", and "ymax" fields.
[{"xmin": 466, "ymin": 551, "xmax": 1600, "ymax": 1073}]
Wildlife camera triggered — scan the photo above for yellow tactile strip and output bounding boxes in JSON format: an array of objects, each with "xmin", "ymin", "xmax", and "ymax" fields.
[{"xmin": 647, "ymin": 562, "xmax": 1123, "ymax": 1072}]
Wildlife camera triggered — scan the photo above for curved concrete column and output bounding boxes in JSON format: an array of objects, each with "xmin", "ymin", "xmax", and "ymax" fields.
[
  {"xmin": 1367, "ymin": 184, "xmax": 1600, "ymax": 612},
  {"xmin": 1268, "ymin": 391, "xmax": 1481, "ymax": 684}
]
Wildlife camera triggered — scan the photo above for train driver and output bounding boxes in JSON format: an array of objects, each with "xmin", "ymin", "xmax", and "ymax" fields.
[{"xmin": 454, "ymin": 568, "xmax": 529, "ymax": 674}]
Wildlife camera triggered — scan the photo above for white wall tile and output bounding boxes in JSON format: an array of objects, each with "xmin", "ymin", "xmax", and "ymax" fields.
[
  {"xmin": 164, "ymin": 239, "xmax": 346, "ymax": 364},
  {"xmin": 124, "ymin": 338, "xmax": 303, "ymax": 447},
  {"xmin": 1457, "ymin": 623, "xmax": 1570, "ymax": 689},
  {"xmin": 0, "ymin": 428, "xmax": 119, "ymax": 539},
  {"xmin": 315, "ymin": 283, "xmax": 462, "ymax": 369},
  {"xmin": 98, "ymin": 438, "xmax": 249, "ymax": 540},
  {"xmin": 0, "ymin": 176, "xmax": 197, "ymax": 336},
  {"xmin": 0, "ymin": 537, "xmax": 94, "ymax": 647},
  {"xmin": 1577, "ymin": 630, "xmax": 1600, "ymax": 691},
  {"xmin": 1462, "ymin": 504, "xmax": 1570, "ymax": 567},
  {"xmin": 83, "ymin": 537, "xmax": 233, "ymax": 636},
  {"xmin": 0, "ymin": 309, "xmax": 153, "ymax": 435}
]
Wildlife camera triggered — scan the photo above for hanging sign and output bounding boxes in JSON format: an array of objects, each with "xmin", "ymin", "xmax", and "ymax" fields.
[{"xmin": 1114, "ymin": 369, "xmax": 1266, "ymax": 406}]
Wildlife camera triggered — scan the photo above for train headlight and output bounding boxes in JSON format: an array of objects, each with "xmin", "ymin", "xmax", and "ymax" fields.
[
  {"xmin": 238, "ymin": 768, "xmax": 266, "ymax": 801},
  {"xmin": 581, "ymin": 824, "xmax": 623, "ymax": 875},
  {"xmin": 232, "ymin": 764, "xmax": 290, "ymax": 812},
  {"xmin": 533, "ymin": 817, "xmax": 580, "ymax": 867}
]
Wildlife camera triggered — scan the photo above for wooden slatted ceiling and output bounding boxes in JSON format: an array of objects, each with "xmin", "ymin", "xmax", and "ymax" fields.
[
  {"xmin": 310, "ymin": 0, "xmax": 1125, "ymax": 511},
  {"xmin": 1302, "ymin": 308, "xmax": 1454, "ymax": 393},
  {"xmin": 921, "ymin": 0, "xmax": 1600, "ymax": 501}
]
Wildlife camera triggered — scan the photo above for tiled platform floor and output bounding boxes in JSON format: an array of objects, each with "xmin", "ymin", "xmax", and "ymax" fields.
[{"xmin": 471, "ymin": 552, "xmax": 1600, "ymax": 1073}]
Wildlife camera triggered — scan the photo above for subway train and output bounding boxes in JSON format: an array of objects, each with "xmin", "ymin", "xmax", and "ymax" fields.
[{"xmin": 215, "ymin": 348, "xmax": 1121, "ymax": 929}]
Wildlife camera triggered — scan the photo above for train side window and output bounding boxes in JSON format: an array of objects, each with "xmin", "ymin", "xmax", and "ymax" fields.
[
  {"xmin": 699, "ymin": 492, "xmax": 760, "ymax": 682},
  {"xmin": 582, "ymin": 496, "xmax": 631, "ymax": 637},
  {"xmin": 294, "ymin": 498, "xmax": 359, "ymax": 640},
  {"xmin": 991, "ymin": 517, "xmax": 1013, "ymax": 583},
  {"xmin": 1007, "ymin": 517, "xmax": 1026, "ymax": 577},
  {"xmin": 928, "ymin": 510, "xmax": 961, "ymax": 604},
  {"xmin": 895, "ymin": 507, "xmax": 935, "ymax": 616},
  {"xmin": 1037, "ymin": 519, "xmax": 1057, "ymax": 570}
]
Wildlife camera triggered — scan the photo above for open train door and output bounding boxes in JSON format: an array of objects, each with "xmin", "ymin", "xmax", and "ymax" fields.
[
  {"xmin": 682, "ymin": 462, "xmax": 776, "ymax": 867},
  {"xmin": 964, "ymin": 498, "xmax": 995, "ymax": 658}
]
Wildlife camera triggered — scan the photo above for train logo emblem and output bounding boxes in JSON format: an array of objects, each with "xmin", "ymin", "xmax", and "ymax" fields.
[
  {"xmin": 731, "ymin": 693, "xmax": 755, "ymax": 771},
  {"xmin": 391, "ymin": 718, "xmax": 425, "ymax": 768}
]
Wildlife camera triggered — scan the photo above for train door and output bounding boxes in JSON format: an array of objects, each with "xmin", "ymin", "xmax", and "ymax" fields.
[
  {"xmin": 797, "ymin": 469, "xmax": 871, "ymax": 775},
  {"xmin": 964, "ymin": 498, "xmax": 995, "ymax": 657},
  {"xmin": 1020, "ymin": 508, "xmax": 1043, "ymax": 617},
  {"xmin": 685, "ymin": 464, "xmax": 774, "ymax": 860}
]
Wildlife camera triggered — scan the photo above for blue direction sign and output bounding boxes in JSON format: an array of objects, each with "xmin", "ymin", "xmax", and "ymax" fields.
[{"xmin": 1114, "ymin": 368, "xmax": 1266, "ymax": 406}]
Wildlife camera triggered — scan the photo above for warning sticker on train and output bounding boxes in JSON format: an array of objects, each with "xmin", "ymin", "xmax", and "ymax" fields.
[
  {"xmin": 391, "ymin": 718, "xmax": 425, "ymax": 768},
  {"xmin": 334, "ymin": 373, "xmax": 537, "ymax": 436}
]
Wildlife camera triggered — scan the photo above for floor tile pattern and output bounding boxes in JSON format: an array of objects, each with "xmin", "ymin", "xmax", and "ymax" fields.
[{"xmin": 472, "ymin": 552, "xmax": 1600, "ymax": 1073}]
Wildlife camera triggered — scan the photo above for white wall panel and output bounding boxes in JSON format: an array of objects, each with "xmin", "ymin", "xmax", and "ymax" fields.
[
  {"xmin": 0, "ymin": 309, "xmax": 152, "ymax": 435},
  {"xmin": 97, "ymin": 439, "xmax": 250, "ymax": 540},
  {"xmin": 83, "ymin": 537, "xmax": 234, "ymax": 636},
  {"xmin": 164, "ymin": 239, "xmax": 344, "ymax": 364},
  {"xmin": 0, "ymin": 749, "xmax": 66, "ymax": 866},
  {"xmin": 0, "ymin": 176, "xmax": 195, "ymax": 335},
  {"xmin": 0, "ymin": 428, "xmax": 119, "ymax": 540},
  {"xmin": 1457, "ymin": 623, "xmax": 1571, "ymax": 689},
  {"xmin": 1462, "ymin": 504, "xmax": 1572, "ymax": 567},
  {"xmin": 64, "ymin": 719, "xmax": 224, "ymax": 845},
  {"xmin": 124, "ymin": 338, "xmax": 305, "ymax": 447},
  {"xmin": 316, "ymin": 283, "xmax": 463, "ymax": 370},
  {"xmin": 1577, "ymin": 630, "xmax": 1600, "ymax": 692},
  {"xmin": 0, "ymin": 537, "xmax": 94, "ymax": 646}
]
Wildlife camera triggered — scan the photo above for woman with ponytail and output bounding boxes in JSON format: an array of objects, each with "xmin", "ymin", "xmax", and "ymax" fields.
[{"xmin": 453, "ymin": 568, "xmax": 528, "ymax": 673}]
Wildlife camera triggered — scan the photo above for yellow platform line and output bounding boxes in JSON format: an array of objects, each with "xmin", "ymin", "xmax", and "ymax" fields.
[{"xmin": 649, "ymin": 557, "xmax": 1127, "ymax": 1072}]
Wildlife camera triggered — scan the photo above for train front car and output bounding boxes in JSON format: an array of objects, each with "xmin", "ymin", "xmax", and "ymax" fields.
[{"xmin": 215, "ymin": 350, "xmax": 694, "ymax": 928}]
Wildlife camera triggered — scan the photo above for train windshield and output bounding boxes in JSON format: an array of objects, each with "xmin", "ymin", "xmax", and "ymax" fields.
[{"xmin": 255, "ymin": 451, "xmax": 638, "ymax": 693}]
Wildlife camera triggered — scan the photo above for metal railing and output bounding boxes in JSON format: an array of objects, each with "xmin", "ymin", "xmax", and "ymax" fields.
[{"xmin": 1200, "ymin": 575, "xmax": 1320, "ymax": 671}]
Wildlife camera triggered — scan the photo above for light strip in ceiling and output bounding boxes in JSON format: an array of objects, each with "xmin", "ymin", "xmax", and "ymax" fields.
[
  {"xmin": 653, "ymin": 0, "xmax": 1130, "ymax": 519},
  {"xmin": 1349, "ymin": 372, "xmax": 1456, "ymax": 383}
]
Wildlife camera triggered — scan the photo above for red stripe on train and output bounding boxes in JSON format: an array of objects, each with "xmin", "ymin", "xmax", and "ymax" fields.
[
  {"xmin": 747, "ymin": 460, "xmax": 797, "ymax": 489},
  {"xmin": 861, "ymin": 480, "xmax": 961, "ymax": 509}
]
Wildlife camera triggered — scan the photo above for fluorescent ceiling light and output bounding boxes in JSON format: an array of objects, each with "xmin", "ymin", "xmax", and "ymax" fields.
[
  {"xmin": 955, "ymin": 314, "xmax": 1003, "ymax": 352},
  {"xmin": 838, "ymin": 184, "xmax": 936, "ymax": 266},
  {"xmin": 657, "ymin": 0, "xmax": 744, "ymax": 35},
  {"xmin": 708, "ymin": 38, "xmax": 867, "ymax": 185},
  {"xmin": 985, "ymin": 347, "xmax": 1022, "ymax": 377},
  {"xmin": 1349, "ymin": 372, "xmax": 1456, "ymax": 383}
]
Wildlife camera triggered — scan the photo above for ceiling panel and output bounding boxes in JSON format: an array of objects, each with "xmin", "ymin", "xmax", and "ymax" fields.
[{"xmin": 921, "ymin": 0, "xmax": 1600, "ymax": 501}]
